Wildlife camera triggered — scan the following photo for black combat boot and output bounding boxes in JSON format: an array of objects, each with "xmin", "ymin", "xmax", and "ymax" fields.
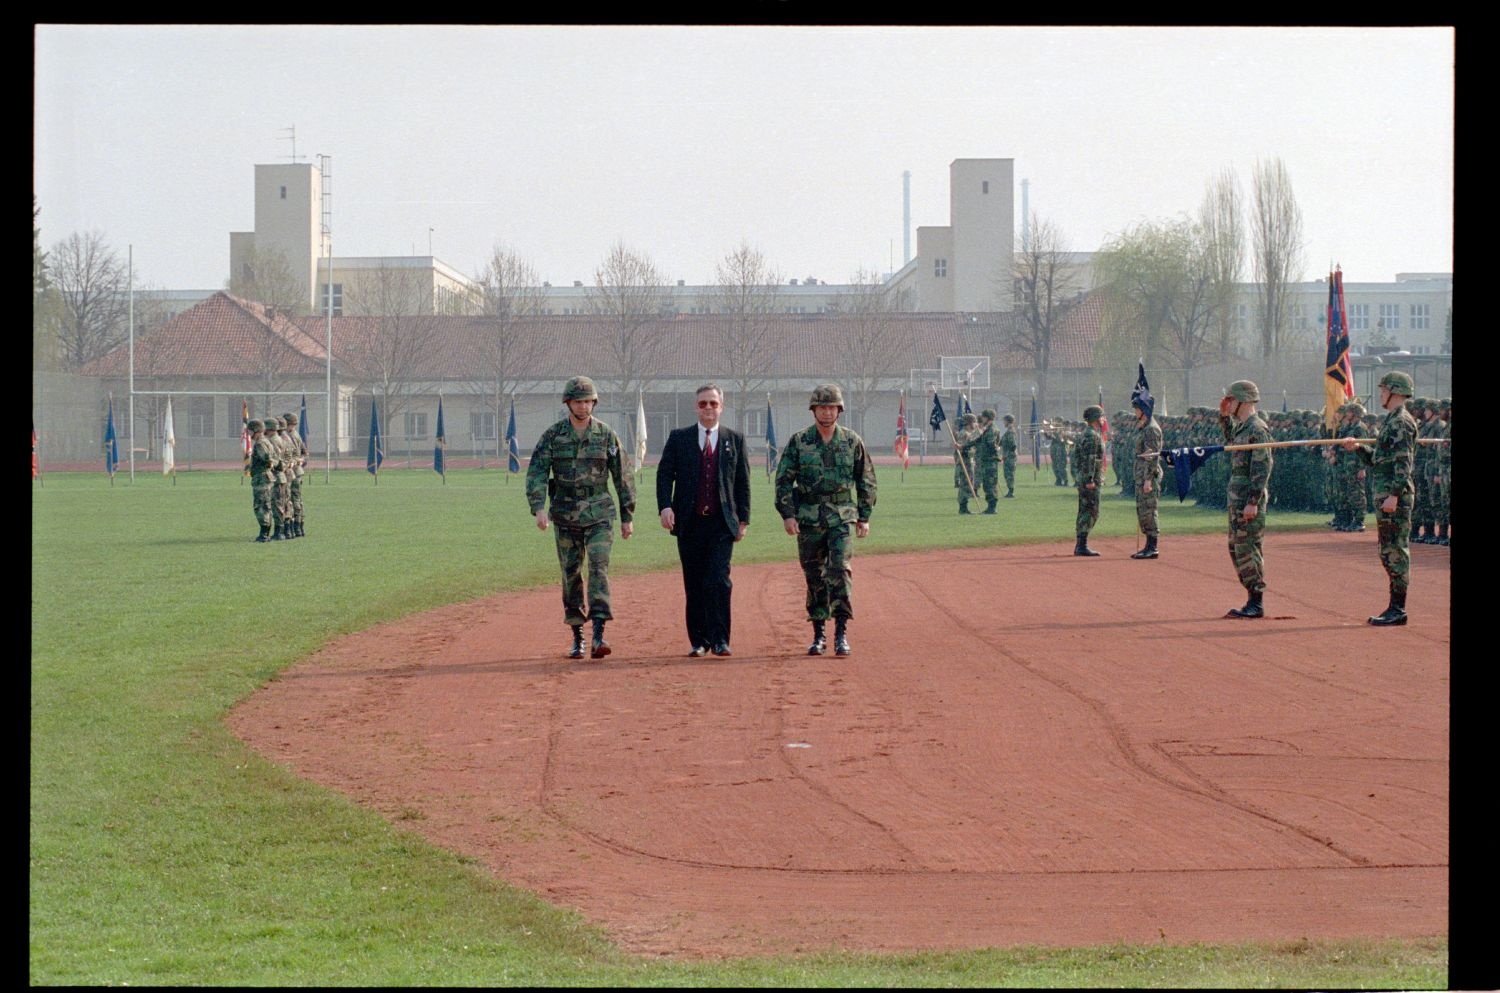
[
  {"xmin": 254, "ymin": 523, "xmax": 271, "ymax": 542},
  {"xmin": 1349, "ymin": 515, "xmax": 1365, "ymax": 533},
  {"xmin": 958, "ymin": 498, "xmax": 971, "ymax": 515},
  {"xmin": 1227, "ymin": 592, "xmax": 1264, "ymax": 618},
  {"xmin": 807, "ymin": 620, "xmax": 827, "ymax": 656},
  {"xmin": 270, "ymin": 520, "xmax": 285, "ymax": 540},
  {"xmin": 568, "ymin": 625, "xmax": 585, "ymax": 659},
  {"xmin": 590, "ymin": 617, "xmax": 611, "ymax": 659},
  {"xmin": 833, "ymin": 618, "xmax": 851, "ymax": 657},
  {"xmin": 297, "ymin": 520, "xmax": 306, "ymax": 537},
  {"xmin": 1368, "ymin": 589, "xmax": 1408, "ymax": 626},
  {"xmin": 1004, "ymin": 489, "xmax": 1014, "ymax": 498},
  {"xmin": 983, "ymin": 498, "xmax": 998, "ymax": 514},
  {"xmin": 1437, "ymin": 523, "xmax": 1449, "ymax": 546},
  {"xmin": 1130, "ymin": 534, "xmax": 1158, "ymax": 559},
  {"xmin": 1074, "ymin": 533, "xmax": 1100, "ymax": 557}
]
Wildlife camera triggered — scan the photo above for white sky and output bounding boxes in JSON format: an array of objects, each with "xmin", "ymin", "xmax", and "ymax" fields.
[{"xmin": 34, "ymin": 25, "xmax": 1454, "ymax": 292}]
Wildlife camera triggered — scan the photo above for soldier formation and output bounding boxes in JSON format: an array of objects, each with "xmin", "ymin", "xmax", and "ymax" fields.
[{"xmin": 247, "ymin": 413, "xmax": 307, "ymax": 542}]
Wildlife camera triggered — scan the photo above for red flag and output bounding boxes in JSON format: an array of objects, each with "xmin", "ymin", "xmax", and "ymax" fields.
[
  {"xmin": 241, "ymin": 399, "xmax": 251, "ymax": 476},
  {"xmin": 894, "ymin": 393, "xmax": 910, "ymax": 470},
  {"xmin": 1323, "ymin": 266, "xmax": 1355, "ymax": 430}
]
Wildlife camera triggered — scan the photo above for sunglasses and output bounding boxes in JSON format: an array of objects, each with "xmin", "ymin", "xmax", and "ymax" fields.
[{"xmin": 697, "ymin": 400, "xmax": 722, "ymax": 408}]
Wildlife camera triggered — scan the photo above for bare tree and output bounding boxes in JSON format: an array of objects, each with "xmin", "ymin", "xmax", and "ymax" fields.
[
  {"xmin": 341, "ymin": 264, "xmax": 444, "ymax": 460},
  {"xmin": 587, "ymin": 241, "xmax": 666, "ymax": 451},
  {"xmin": 1200, "ymin": 168, "xmax": 1245, "ymax": 360},
  {"xmin": 1004, "ymin": 213, "xmax": 1079, "ymax": 419},
  {"xmin": 711, "ymin": 242, "xmax": 781, "ymax": 434},
  {"xmin": 837, "ymin": 268, "xmax": 907, "ymax": 434},
  {"xmin": 1250, "ymin": 157, "xmax": 1305, "ymax": 359},
  {"xmin": 48, "ymin": 230, "xmax": 129, "ymax": 370},
  {"xmin": 468, "ymin": 243, "xmax": 546, "ymax": 459},
  {"xmin": 227, "ymin": 244, "xmax": 307, "ymax": 317}
]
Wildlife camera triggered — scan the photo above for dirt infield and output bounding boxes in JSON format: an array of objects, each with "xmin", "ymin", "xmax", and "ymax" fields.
[{"xmin": 228, "ymin": 532, "xmax": 1449, "ymax": 958}]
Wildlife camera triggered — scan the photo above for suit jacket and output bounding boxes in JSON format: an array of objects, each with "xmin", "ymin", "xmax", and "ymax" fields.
[{"xmin": 656, "ymin": 425, "xmax": 751, "ymax": 537}]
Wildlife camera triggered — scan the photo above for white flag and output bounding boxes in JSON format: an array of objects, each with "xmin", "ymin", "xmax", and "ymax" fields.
[
  {"xmin": 162, "ymin": 397, "xmax": 176, "ymax": 476},
  {"xmin": 634, "ymin": 391, "xmax": 647, "ymax": 469}
]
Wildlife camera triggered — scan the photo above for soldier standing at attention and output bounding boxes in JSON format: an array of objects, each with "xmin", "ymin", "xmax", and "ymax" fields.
[
  {"xmin": 1129, "ymin": 395, "xmax": 1163, "ymax": 560},
  {"xmin": 1343, "ymin": 371, "xmax": 1419, "ymax": 626},
  {"xmin": 266, "ymin": 417, "xmax": 291, "ymax": 540},
  {"xmin": 775, "ymin": 384, "xmax": 877, "ymax": 658},
  {"xmin": 967, "ymin": 409, "xmax": 1002, "ymax": 514},
  {"xmin": 953, "ymin": 411, "xmax": 979, "ymax": 514},
  {"xmin": 248, "ymin": 419, "xmax": 277, "ymax": 542},
  {"xmin": 281, "ymin": 411, "xmax": 307, "ymax": 538},
  {"xmin": 1414, "ymin": 398, "xmax": 1446, "ymax": 543},
  {"xmin": 999, "ymin": 413, "xmax": 1018, "ymax": 498},
  {"xmin": 1071, "ymin": 405, "xmax": 1105, "ymax": 557},
  {"xmin": 1219, "ymin": 380, "xmax": 1274, "ymax": 618},
  {"xmin": 1436, "ymin": 399, "xmax": 1451, "ymax": 546},
  {"xmin": 526, "ymin": 376, "xmax": 636, "ymax": 659},
  {"xmin": 1048, "ymin": 421, "xmax": 1070, "ymax": 486},
  {"xmin": 1333, "ymin": 401, "xmax": 1369, "ymax": 532}
]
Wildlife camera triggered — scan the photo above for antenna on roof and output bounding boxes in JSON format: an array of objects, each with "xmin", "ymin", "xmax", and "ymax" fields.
[{"xmin": 277, "ymin": 126, "xmax": 305, "ymax": 163}]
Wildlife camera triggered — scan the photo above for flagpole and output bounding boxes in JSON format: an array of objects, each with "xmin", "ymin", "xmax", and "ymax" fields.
[{"xmin": 936, "ymin": 390, "xmax": 978, "ymax": 499}]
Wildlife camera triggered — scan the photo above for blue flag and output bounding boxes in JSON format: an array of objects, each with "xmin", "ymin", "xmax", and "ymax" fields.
[
  {"xmin": 298, "ymin": 394, "xmax": 309, "ymax": 447},
  {"xmin": 366, "ymin": 400, "xmax": 383, "ymax": 475},
  {"xmin": 1029, "ymin": 393, "xmax": 1040, "ymax": 467},
  {"xmin": 1131, "ymin": 362, "xmax": 1154, "ymax": 420},
  {"xmin": 433, "ymin": 397, "xmax": 446, "ymax": 476},
  {"xmin": 505, "ymin": 397, "xmax": 520, "ymax": 473},
  {"xmin": 1159, "ymin": 445, "xmax": 1225, "ymax": 501},
  {"xmin": 765, "ymin": 397, "xmax": 778, "ymax": 478},
  {"xmin": 929, "ymin": 393, "xmax": 947, "ymax": 433},
  {"xmin": 104, "ymin": 399, "xmax": 119, "ymax": 476}
]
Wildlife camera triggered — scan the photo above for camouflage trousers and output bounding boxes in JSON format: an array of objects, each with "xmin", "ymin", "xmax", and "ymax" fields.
[
  {"xmin": 1227, "ymin": 501, "xmax": 1267, "ymax": 594},
  {"xmin": 272, "ymin": 479, "xmax": 290, "ymax": 524},
  {"xmin": 1438, "ymin": 471, "xmax": 1451, "ymax": 527},
  {"xmin": 1413, "ymin": 467, "xmax": 1437, "ymax": 528},
  {"xmin": 1076, "ymin": 485, "xmax": 1100, "ymax": 536},
  {"xmin": 954, "ymin": 458, "xmax": 976, "ymax": 503},
  {"xmin": 1134, "ymin": 478, "xmax": 1159, "ymax": 537},
  {"xmin": 252, "ymin": 482, "xmax": 275, "ymax": 527},
  {"xmin": 797, "ymin": 523, "xmax": 854, "ymax": 621},
  {"xmin": 977, "ymin": 462, "xmax": 999, "ymax": 502},
  {"xmin": 1003, "ymin": 459, "xmax": 1016, "ymax": 494},
  {"xmin": 1052, "ymin": 455, "xmax": 1069, "ymax": 485},
  {"xmin": 1376, "ymin": 492, "xmax": 1413, "ymax": 597},
  {"xmin": 288, "ymin": 476, "xmax": 304, "ymax": 523},
  {"xmin": 553, "ymin": 521, "xmax": 614, "ymax": 626}
]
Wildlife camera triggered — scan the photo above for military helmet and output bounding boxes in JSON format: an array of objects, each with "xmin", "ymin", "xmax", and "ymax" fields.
[
  {"xmin": 980, "ymin": 408, "xmax": 996, "ymax": 422},
  {"xmin": 1002, "ymin": 413, "xmax": 1015, "ymax": 424},
  {"xmin": 563, "ymin": 375, "xmax": 599, "ymax": 402},
  {"xmin": 1346, "ymin": 402, "xmax": 1366, "ymax": 417},
  {"xmin": 1225, "ymin": 380, "xmax": 1260, "ymax": 403},
  {"xmin": 1378, "ymin": 370, "xmax": 1414, "ymax": 396},
  {"xmin": 266, "ymin": 416, "xmax": 282, "ymax": 430},
  {"xmin": 808, "ymin": 383, "xmax": 844, "ymax": 409},
  {"xmin": 1082, "ymin": 404, "xmax": 1104, "ymax": 422},
  {"xmin": 961, "ymin": 412, "xmax": 978, "ymax": 426},
  {"xmin": 1440, "ymin": 398, "xmax": 1451, "ymax": 412},
  {"xmin": 282, "ymin": 412, "xmax": 299, "ymax": 426},
  {"xmin": 247, "ymin": 418, "xmax": 264, "ymax": 432}
]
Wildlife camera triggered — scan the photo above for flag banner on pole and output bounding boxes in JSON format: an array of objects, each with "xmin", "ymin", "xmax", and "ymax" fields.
[
  {"xmin": 298, "ymin": 394, "xmax": 309, "ymax": 447},
  {"xmin": 1130, "ymin": 362, "xmax": 1154, "ymax": 420},
  {"xmin": 1323, "ymin": 265, "xmax": 1355, "ymax": 430},
  {"xmin": 764, "ymin": 396, "xmax": 778, "ymax": 478},
  {"xmin": 1098, "ymin": 411, "xmax": 1110, "ymax": 473},
  {"xmin": 104, "ymin": 400, "xmax": 119, "ymax": 476},
  {"xmin": 1030, "ymin": 393, "xmax": 1040, "ymax": 467},
  {"xmin": 241, "ymin": 399, "xmax": 251, "ymax": 476},
  {"xmin": 634, "ymin": 391, "xmax": 648, "ymax": 470},
  {"xmin": 162, "ymin": 397, "xmax": 176, "ymax": 477},
  {"xmin": 505, "ymin": 398, "xmax": 520, "ymax": 473},
  {"xmin": 32, "ymin": 422, "xmax": 39, "ymax": 479},
  {"xmin": 366, "ymin": 400, "xmax": 383, "ymax": 475},
  {"xmin": 960, "ymin": 394, "xmax": 972, "ymax": 417},
  {"xmin": 929, "ymin": 393, "xmax": 947, "ymax": 433},
  {"xmin": 893, "ymin": 392, "xmax": 910, "ymax": 470},
  {"xmin": 1159, "ymin": 445, "xmax": 1226, "ymax": 501},
  {"xmin": 433, "ymin": 396, "xmax": 446, "ymax": 476}
]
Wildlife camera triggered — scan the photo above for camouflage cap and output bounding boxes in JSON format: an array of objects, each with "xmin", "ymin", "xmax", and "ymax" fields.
[
  {"xmin": 1082, "ymin": 404, "xmax": 1104, "ymax": 422},
  {"xmin": 247, "ymin": 418, "xmax": 264, "ymax": 432},
  {"xmin": 809, "ymin": 383, "xmax": 844, "ymax": 409},
  {"xmin": 1378, "ymin": 370, "xmax": 1414, "ymax": 397},
  {"xmin": 282, "ymin": 412, "xmax": 299, "ymax": 426},
  {"xmin": 1225, "ymin": 380, "xmax": 1260, "ymax": 403},
  {"xmin": 563, "ymin": 375, "xmax": 599, "ymax": 402}
]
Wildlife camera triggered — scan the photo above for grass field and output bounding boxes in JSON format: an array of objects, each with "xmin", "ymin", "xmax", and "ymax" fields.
[{"xmin": 30, "ymin": 466, "xmax": 1447, "ymax": 986}]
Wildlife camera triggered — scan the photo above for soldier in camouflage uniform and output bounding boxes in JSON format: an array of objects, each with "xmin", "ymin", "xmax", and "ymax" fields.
[
  {"xmin": 1435, "ymin": 399, "xmax": 1451, "ymax": 545},
  {"xmin": 1071, "ymin": 405, "xmax": 1105, "ymax": 557},
  {"xmin": 1343, "ymin": 370, "xmax": 1418, "ymax": 625},
  {"xmin": 1046, "ymin": 421, "xmax": 1070, "ymax": 486},
  {"xmin": 526, "ymin": 376, "xmax": 636, "ymax": 659},
  {"xmin": 266, "ymin": 417, "xmax": 292, "ymax": 540},
  {"xmin": 953, "ymin": 411, "xmax": 979, "ymax": 514},
  {"xmin": 966, "ymin": 409, "xmax": 1002, "ymax": 514},
  {"xmin": 1332, "ymin": 401, "xmax": 1368, "ymax": 532},
  {"xmin": 247, "ymin": 419, "xmax": 278, "ymax": 542},
  {"xmin": 1414, "ymin": 399, "xmax": 1445, "ymax": 543},
  {"xmin": 1129, "ymin": 395, "xmax": 1163, "ymax": 560},
  {"xmin": 281, "ymin": 411, "xmax": 307, "ymax": 538},
  {"xmin": 775, "ymin": 384, "xmax": 877, "ymax": 657},
  {"xmin": 999, "ymin": 414, "xmax": 1018, "ymax": 497},
  {"xmin": 1220, "ymin": 381, "xmax": 1274, "ymax": 618}
]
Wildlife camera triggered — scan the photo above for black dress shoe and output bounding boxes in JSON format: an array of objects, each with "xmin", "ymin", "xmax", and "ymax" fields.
[
  {"xmin": 688, "ymin": 645, "xmax": 709, "ymax": 658},
  {"xmin": 712, "ymin": 643, "xmax": 732, "ymax": 657}
]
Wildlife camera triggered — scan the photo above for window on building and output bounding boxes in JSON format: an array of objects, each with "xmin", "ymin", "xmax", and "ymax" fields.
[
  {"xmin": 1414, "ymin": 345, "xmax": 1430, "ymax": 355},
  {"xmin": 1379, "ymin": 303, "xmax": 1400, "ymax": 330},
  {"xmin": 1291, "ymin": 304, "xmax": 1307, "ymax": 330},
  {"xmin": 935, "ymin": 258, "xmax": 948, "ymax": 278},
  {"xmin": 784, "ymin": 305, "xmax": 806, "ymax": 314},
  {"xmin": 982, "ymin": 181, "xmax": 989, "ymax": 194},
  {"xmin": 470, "ymin": 411, "xmax": 496, "ymax": 440},
  {"xmin": 744, "ymin": 409, "xmax": 764, "ymax": 436},
  {"xmin": 1347, "ymin": 303, "xmax": 1369, "ymax": 331},
  {"xmin": 280, "ymin": 186, "xmax": 287, "ymax": 200},
  {"xmin": 187, "ymin": 397, "xmax": 214, "ymax": 438},
  {"xmin": 404, "ymin": 412, "xmax": 428, "ymax": 440},
  {"xmin": 1234, "ymin": 304, "xmax": 1248, "ymax": 331},
  {"xmin": 321, "ymin": 282, "xmax": 343, "ymax": 317},
  {"xmin": 1410, "ymin": 303, "xmax": 1430, "ymax": 330}
]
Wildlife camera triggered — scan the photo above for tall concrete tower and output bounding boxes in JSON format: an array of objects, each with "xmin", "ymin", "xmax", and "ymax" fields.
[
  {"xmin": 949, "ymin": 158, "xmax": 1014, "ymax": 312},
  {"xmin": 229, "ymin": 162, "xmax": 325, "ymax": 310}
]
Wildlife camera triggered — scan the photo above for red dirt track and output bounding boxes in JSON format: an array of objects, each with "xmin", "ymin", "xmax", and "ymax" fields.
[{"xmin": 228, "ymin": 532, "xmax": 1449, "ymax": 958}]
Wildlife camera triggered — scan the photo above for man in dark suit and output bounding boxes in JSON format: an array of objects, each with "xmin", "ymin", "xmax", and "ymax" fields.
[{"xmin": 656, "ymin": 383, "xmax": 751, "ymax": 657}]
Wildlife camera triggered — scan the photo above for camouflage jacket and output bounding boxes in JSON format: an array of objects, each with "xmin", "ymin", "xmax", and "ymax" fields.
[
  {"xmin": 1416, "ymin": 416, "xmax": 1444, "ymax": 475},
  {"xmin": 1069, "ymin": 426, "xmax": 1103, "ymax": 487},
  {"xmin": 1222, "ymin": 413, "xmax": 1273, "ymax": 506},
  {"xmin": 774, "ymin": 423, "xmax": 877, "ymax": 527},
  {"xmin": 250, "ymin": 436, "xmax": 278, "ymax": 485},
  {"xmin": 1135, "ymin": 418, "xmax": 1163, "ymax": 483},
  {"xmin": 999, "ymin": 428, "xmax": 1018, "ymax": 463},
  {"xmin": 965, "ymin": 423, "xmax": 1000, "ymax": 467},
  {"xmin": 525, "ymin": 417, "xmax": 635, "ymax": 527},
  {"xmin": 1357, "ymin": 405, "xmax": 1417, "ymax": 499}
]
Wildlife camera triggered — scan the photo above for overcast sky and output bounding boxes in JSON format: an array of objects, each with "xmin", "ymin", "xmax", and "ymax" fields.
[{"xmin": 34, "ymin": 25, "xmax": 1453, "ymax": 293}]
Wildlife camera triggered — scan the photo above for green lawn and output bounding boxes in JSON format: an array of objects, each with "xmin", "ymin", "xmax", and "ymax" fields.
[{"xmin": 31, "ymin": 467, "xmax": 1446, "ymax": 986}]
